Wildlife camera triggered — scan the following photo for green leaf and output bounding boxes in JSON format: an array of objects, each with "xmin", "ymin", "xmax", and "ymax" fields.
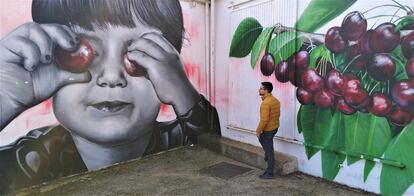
[
  {"xmin": 229, "ymin": 17, "xmax": 263, "ymax": 57},
  {"xmin": 395, "ymin": 16, "xmax": 414, "ymax": 32},
  {"xmin": 268, "ymin": 31, "xmax": 303, "ymax": 65},
  {"xmin": 391, "ymin": 45, "xmax": 409, "ymax": 81},
  {"xmin": 250, "ymin": 27, "xmax": 274, "ymax": 68},
  {"xmin": 322, "ymin": 150, "xmax": 346, "ymax": 180},
  {"xmin": 297, "ymin": 105, "xmax": 303, "ymax": 133},
  {"xmin": 344, "ymin": 112, "xmax": 392, "ymax": 169},
  {"xmin": 347, "ymin": 156, "xmax": 360, "ymax": 165},
  {"xmin": 364, "ymin": 160, "xmax": 375, "ymax": 182},
  {"xmin": 321, "ymin": 111, "xmax": 346, "ymax": 180},
  {"xmin": 309, "ymin": 45, "xmax": 330, "ymax": 69},
  {"xmin": 295, "ymin": 0, "xmax": 357, "ymax": 32},
  {"xmin": 333, "ymin": 52, "xmax": 346, "ymax": 69},
  {"xmin": 380, "ymin": 121, "xmax": 414, "ymax": 196},
  {"xmin": 300, "ymin": 105, "xmax": 333, "ymax": 159}
]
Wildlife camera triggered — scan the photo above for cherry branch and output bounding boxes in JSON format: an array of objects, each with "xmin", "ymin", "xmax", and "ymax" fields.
[{"xmin": 272, "ymin": 23, "xmax": 413, "ymax": 45}]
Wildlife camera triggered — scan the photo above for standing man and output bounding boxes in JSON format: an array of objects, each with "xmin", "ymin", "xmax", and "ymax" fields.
[{"xmin": 256, "ymin": 82, "xmax": 280, "ymax": 179}]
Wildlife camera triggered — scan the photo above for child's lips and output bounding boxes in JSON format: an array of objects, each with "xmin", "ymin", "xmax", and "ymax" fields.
[{"xmin": 91, "ymin": 101, "xmax": 132, "ymax": 113}]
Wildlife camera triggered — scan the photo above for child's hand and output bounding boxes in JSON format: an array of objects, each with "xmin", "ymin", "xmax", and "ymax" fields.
[
  {"xmin": 0, "ymin": 22, "xmax": 91, "ymax": 129},
  {"xmin": 127, "ymin": 32, "xmax": 199, "ymax": 116}
]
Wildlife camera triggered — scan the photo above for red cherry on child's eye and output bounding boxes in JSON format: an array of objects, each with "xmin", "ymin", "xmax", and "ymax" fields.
[
  {"xmin": 123, "ymin": 54, "xmax": 147, "ymax": 77},
  {"xmin": 55, "ymin": 37, "xmax": 94, "ymax": 73}
]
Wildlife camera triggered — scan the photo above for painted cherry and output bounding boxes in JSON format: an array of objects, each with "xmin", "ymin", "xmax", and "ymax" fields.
[
  {"xmin": 341, "ymin": 11, "xmax": 367, "ymax": 41},
  {"xmin": 325, "ymin": 26, "xmax": 347, "ymax": 53},
  {"xmin": 123, "ymin": 54, "xmax": 147, "ymax": 77},
  {"xmin": 357, "ymin": 29, "xmax": 374, "ymax": 55},
  {"xmin": 301, "ymin": 68, "xmax": 324, "ymax": 93},
  {"xmin": 275, "ymin": 61, "xmax": 290, "ymax": 83},
  {"xmin": 55, "ymin": 37, "xmax": 94, "ymax": 73},
  {"xmin": 296, "ymin": 87, "xmax": 313, "ymax": 105},
  {"xmin": 407, "ymin": 58, "xmax": 414, "ymax": 78},
  {"xmin": 343, "ymin": 72, "xmax": 359, "ymax": 82},
  {"xmin": 367, "ymin": 54, "xmax": 395, "ymax": 82},
  {"xmin": 370, "ymin": 22, "xmax": 400, "ymax": 53},
  {"xmin": 367, "ymin": 92, "xmax": 392, "ymax": 117},
  {"xmin": 260, "ymin": 53, "xmax": 275, "ymax": 76},
  {"xmin": 402, "ymin": 31, "xmax": 414, "ymax": 59},
  {"xmin": 289, "ymin": 51, "xmax": 310, "ymax": 73},
  {"xmin": 325, "ymin": 69, "xmax": 344, "ymax": 96},
  {"xmin": 346, "ymin": 45, "xmax": 369, "ymax": 70},
  {"xmin": 343, "ymin": 79, "xmax": 369, "ymax": 109},
  {"xmin": 391, "ymin": 80, "xmax": 414, "ymax": 114},
  {"xmin": 313, "ymin": 89, "xmax": 335, "ymax": 108},
  {"xmin": 387, "ymin": 105, "xmax": 413, "ymax": 126},
  {"xmin": 336, "ymin": 97, "xmax": 356, "ymax": 115}
]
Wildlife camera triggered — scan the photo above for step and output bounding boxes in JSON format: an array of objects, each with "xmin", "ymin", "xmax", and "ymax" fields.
[{"xmin": 198, "ymin": 134, "xmax": 298, "ymax": 175}]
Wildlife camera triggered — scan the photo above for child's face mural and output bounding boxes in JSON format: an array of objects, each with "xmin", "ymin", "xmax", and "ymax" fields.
[{"xmin": 54, "ymin": 23, "xmax": 161, "ymax": 145}]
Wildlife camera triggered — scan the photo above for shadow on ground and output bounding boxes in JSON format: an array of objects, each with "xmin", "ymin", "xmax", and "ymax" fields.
[{"xmin": 14, "ymin": 146, "xmax": 375, "ymax": 196}]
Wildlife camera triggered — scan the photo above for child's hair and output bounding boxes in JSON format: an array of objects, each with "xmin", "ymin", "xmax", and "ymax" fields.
[{"xmin": 32, "ymin": 0, "xmax": 184, "ymax": 52}]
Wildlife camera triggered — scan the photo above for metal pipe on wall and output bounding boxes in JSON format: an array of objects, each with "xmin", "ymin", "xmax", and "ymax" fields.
[{"xmin": 210, "ymin": 0, "xmax": 216, "ymax": 104}]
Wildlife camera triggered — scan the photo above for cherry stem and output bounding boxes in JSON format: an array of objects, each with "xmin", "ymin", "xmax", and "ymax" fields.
[
  {"xmin": 391, "ymin": 0, "xmax": 412, "ymax": 13},
  {"xmin": 330, "ymin": 53, "xmax": 336, "ymax": 69},
  {"xmin": 363, "ymin": 4, "xmax": 407, "ymax": 15},
  {"xmin": 371, "ymin": 18, "xmax": 381, "ymax": 29},
  {"xmin": 390, "ymin": 7, "xmax": 403, "ymax": 22},
  {"xmin": 341, "ymin": 54, "xmax": 361, "ymax": 73},
  {"xmin": 369, "ymin": 82, "xmax": 380, "ymax": 95},
  {"xmin": 387, "ymin": 81, "xmax": 390, "ymax": 95},
  {"xmin": 366, "ymin": 15, "xmax": 404, "ymax": 20},
  {"xmin": 361, "ymin": 72, "xmax": 368, "ymax": 83},
  {"xmin": 265, "ymin": 27, "xmax": 276, "ymax": 52},
  {"xmin": 393, "ymin": 15, "xmax": 414, "ymax": 23}
]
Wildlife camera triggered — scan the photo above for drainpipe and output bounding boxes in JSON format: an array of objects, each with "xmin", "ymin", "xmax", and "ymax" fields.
[
  {"xmin": 205, "ymin": 0, "xmax": 211, "ymax": 101},
  {"xmin": 210, "ymin": 0, "xmax": 215, "ymax": 104}
]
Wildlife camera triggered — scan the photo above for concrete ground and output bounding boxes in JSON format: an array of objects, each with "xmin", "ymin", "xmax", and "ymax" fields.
[{"xmin": 15, "ymin": 146, "xmax": 375, "ymax": 196}]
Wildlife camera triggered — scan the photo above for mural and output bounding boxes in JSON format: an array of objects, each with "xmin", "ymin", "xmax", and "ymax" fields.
[
  {"xmin": 0, "ymin": 0, "xmax": 220, "ymax": 193},
  {"xmin": 229, "ymin": 0, "xmax": 413, "ymax": 195}
]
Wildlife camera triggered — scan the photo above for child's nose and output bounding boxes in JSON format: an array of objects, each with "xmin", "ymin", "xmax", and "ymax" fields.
[{"xmin": 96, "ymin": 62, "xmax": 127, "ymax": 88}]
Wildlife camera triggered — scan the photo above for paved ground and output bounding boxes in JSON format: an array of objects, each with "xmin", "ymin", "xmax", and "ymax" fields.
[{"xmin": 15, "ymin": 146, "xmax": 375, "ymax": 196}]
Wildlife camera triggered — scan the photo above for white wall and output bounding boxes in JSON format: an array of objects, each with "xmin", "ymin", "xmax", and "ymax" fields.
[{"xmin": 213, "ymin": 0, "xmax": 414, "ymax": 194}]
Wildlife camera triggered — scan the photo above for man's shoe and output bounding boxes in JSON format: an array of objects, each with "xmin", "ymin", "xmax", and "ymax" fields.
[{"xmin": 259, "ymin": 172, "xmax": 273, "ymax": 179}]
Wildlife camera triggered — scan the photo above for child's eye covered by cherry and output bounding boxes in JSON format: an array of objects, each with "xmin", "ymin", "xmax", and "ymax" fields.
[{"xmin": 54, "ymin": 37, "xmax": 146, "ymax": 76}]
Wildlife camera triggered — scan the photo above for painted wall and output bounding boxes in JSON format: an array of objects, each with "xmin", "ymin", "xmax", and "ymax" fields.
[
  {"xmin": 0, "ymin": 0, "xmax": 210, "ymax": 145},
  {"xmin": 0, "ymin": 0, "xmax": 220, "ymax": 193},
  {"xmin": 214, "ymin": 0, "xmax": 413, "ymax": 195}
]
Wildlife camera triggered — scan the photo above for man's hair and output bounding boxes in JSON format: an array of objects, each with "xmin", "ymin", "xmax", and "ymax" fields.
[
  {"xmin": 261, "ymin": 82, "xmax": 273, "ymax": 93},
  {"xmin": 31, "ymin": 0, "xmax": 184, "ymax": 52}
]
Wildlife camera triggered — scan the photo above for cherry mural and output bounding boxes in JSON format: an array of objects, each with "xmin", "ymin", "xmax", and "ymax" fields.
[{"xmin": 230, "ymin": 1, "xmax": 414, "ymax": 195}]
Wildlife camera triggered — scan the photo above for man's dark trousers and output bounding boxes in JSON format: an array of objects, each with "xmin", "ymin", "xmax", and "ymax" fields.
[{"xmin": 258, "ymin": 129, "xmax": 278, "ymax": 175}]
